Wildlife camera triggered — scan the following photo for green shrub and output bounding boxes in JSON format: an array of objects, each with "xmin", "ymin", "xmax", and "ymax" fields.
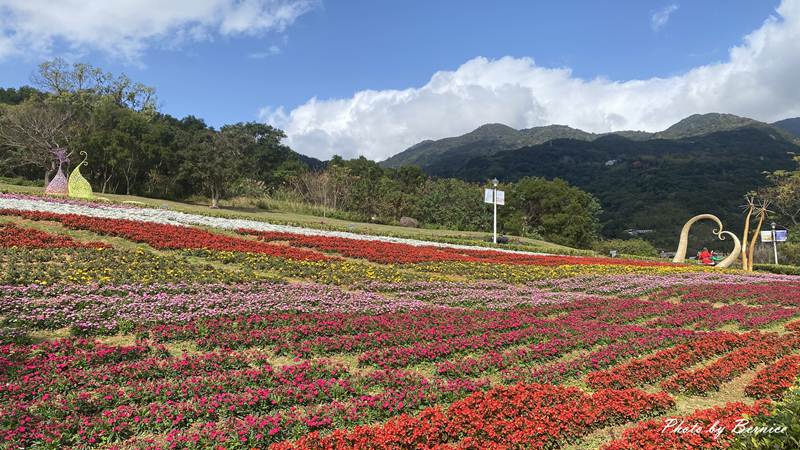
[
  {"xmin": 731, "ymin": 384, "xmax": 800, "ymax": 449},
  {"xmin": 782, "ymin": 243, "xmax": 800, "ymax": 266},
  {"xmin": 592, "ymin": 238, "xmax": 658, "ymax": 257},
  {"xmin": 0, "ymin": 176, "xmax": 39, "ymax": 187},
  {"xmin": 753, "ymin": 263, "xmax": 800, "ymax": 275}
]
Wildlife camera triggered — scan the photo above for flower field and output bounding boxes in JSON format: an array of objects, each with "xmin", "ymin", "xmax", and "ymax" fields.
[{"xmin": 2, "ymin": 193, "xmax": 800, "ymax": 449}]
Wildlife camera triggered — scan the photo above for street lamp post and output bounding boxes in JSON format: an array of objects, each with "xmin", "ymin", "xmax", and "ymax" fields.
[
  {"xmin": 772, "ymin": 222, "xmax": 779, "ymax": 264},
  {"xmin": 492, "ymin": 178, "xmax": 499, "ymax": 244}
]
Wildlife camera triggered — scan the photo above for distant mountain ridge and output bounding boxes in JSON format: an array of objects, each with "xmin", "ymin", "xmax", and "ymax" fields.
[
  {"xmin": 381, "ymin": 113, "xmax": 799, "ymax": 170},
  {"xmin": 773, "ymin": 117, "xmax": 800, "ymax": 138}
]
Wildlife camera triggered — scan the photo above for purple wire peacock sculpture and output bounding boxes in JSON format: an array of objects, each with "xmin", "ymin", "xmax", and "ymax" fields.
[{"xmin": 45, "ymin": 148, "xmax": 70, "ymax": 196}]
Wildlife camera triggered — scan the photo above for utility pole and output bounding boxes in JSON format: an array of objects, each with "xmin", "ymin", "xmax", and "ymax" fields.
[
  {"xmin": 492, "ymin": 178, "xmax": 498, "ymax": 244},
  {"xmin": 772, "ymin": 222, "xmax": 779, "ymax": 264}
]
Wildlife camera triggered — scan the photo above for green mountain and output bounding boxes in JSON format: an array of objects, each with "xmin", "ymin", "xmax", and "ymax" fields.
[
  {"xmin": 773, "ymin": 117, "xmax": 800, "ymax": 138},
  {"xmin": 652, "ymin": 113, "xmax": 761, "ymax": 139},
  {"xmin": 381, "ymin": 123, "xmax": 596, "ymax": 169},
  {"xmin": 450, "ymin": 127, "xmax": 798, "ymax": 247},
  {"xmin": 382, "ymin": 113, "xmax": 794, "ymax": 171}
]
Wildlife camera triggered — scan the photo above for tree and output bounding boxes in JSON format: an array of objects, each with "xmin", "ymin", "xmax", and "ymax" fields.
[
  {"xmin": 507, "ymin": 177, "xmax": 601, "ymax": 248},
  {"xmin": 762, "ymin": 156, "xmax": 800, "ymax": 227},
  {"xmin": 179, "ymin": 127, "xmax": 247, "ymax": 208},
  {"xmin": 0, "ymin": 99, "xmax": 76, "ymax": 185},
  {"xmin": 414, "ymin": 178, "xmax": 490, "ymax": 231},
  {"xmin": 0, "ymin": 86, "xmax": 40, "ymax": 105},
  {"xmin": 77, "ymin": 97, "xmax": 153, "ymax": 194},
  {"xmin": 293, "ymin": 166, "xmax": 353, "ymax": 214},
  {"xmin": 220, "ymin": 122, "xmax": 302, "ymax": 189},
  {"xmin": 335, "ymin": 157, "xmax": 387, "ymax": 217},
  {"xmin": 32, "ymin": 58, "xmax": 156, "ymax": 112}
]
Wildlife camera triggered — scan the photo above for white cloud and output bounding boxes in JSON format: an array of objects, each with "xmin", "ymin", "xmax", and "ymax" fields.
[
  {"xmin": 264, "ymin": 0, "xmax": 800, "ymax": 161},
  {"xmin": 651, "ymin": 3, "xmax": 679, "ymax": 31},
  {"xmin": 0, "ymin": 0, "xmax": 317, "ymax": 62}
]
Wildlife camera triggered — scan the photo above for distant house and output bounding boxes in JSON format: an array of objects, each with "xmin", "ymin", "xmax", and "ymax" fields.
[{"xmin": 625, "ymin": 228, "xmax": 654, "ymax": 236}]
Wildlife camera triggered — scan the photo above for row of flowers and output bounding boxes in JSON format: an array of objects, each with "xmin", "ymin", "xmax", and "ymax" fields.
[
  {"xmin": 0, "ymin": 209, "xmax": 331, "ymax": 261},
  {"xmin": 241, "ymin": 229, "xmax": 680, "ymax": 267},
  {"xmin": 744, "ymin": 355, "xmax": 800, "ymax": 400},
  {"xmin": 0, "ymin": 222, "xmax": 109, "ymax": 249},
  {"xmin": 189, "ymin": 250, "xmax": 426, "ymax": 285},
  {"xmin": 187, "ymin": 308, "xmax": 555, "ymax": 355},
  {"xmin": 661, "ymin": 333, "xmax": 800, "ymax": 394},
  {"xmin": 0, "ymin": 248, "xmax": 264, "ymax": 288},
  {"xmin": 646, "ymin": 301, "xmax": 798, "ymax": 330},
  {"xmin": 267, "ymin": 383, "xmax": 674, "ymax": 450},
  {"xmin": 241, "ymin": 230, "xmax": 482, "ymax": 264},
  {"xmin": 199, "ymin": 250, "xmax": 716, "ymax": 286},
  {"xmin": 585, "ymin": 332, "xmax": 752, "ymax": 390},
  {"xmin": 656, "ymin": 282, "xmax": 800, "ymax": 307},
  {"xmin": 602, "ymin": 400, "xmax": 773, "ymax": 449},
  {"xmin": 501, "ymin": 328, "xmax": 697, "ymax": 385},
  {"xmin": 405, "ymin": 260, "xmax": 710, "ymax": 283},
  {"xmin": 531, "ymin": 272, "xmax": 798, "ymax": 297}
]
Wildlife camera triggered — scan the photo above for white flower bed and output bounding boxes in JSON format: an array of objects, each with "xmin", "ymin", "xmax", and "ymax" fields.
[{"xmin": 0, "ymin": 196, "xmax": 551, "ymax": 256}]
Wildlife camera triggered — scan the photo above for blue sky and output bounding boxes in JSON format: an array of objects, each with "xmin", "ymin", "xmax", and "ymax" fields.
[{"xmin": 1, "ymin": 0, "xmax": 798, "ymax": 160}]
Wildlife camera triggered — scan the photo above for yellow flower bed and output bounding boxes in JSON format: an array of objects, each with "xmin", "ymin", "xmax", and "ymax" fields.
[
  {"xmin": 0, "ymin": 248, "xmax": 259, "ymax": 285},
  {"xmin": 408, "ymin": 261, "xmax": 712, "ymax": 282}
]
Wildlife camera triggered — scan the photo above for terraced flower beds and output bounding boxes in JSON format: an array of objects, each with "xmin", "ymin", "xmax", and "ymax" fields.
[{"xmin": 2, "ymin": 195, "xmax": 800, "ymax": 448}]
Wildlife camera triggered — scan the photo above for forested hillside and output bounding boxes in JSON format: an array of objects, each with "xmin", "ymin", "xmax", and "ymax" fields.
[{"xmin": 450, "ymin": 128, "xmax": 798, "ymax": 246}]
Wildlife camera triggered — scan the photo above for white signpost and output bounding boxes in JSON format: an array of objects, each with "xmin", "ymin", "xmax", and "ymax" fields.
[
  {"xmin": 760, "ymin": 230, "xmax": 788, "ymax": 243},
  {"xmin": 761, "ymin": 224, "xmax": 788, "ymax": 264},
  {"xmin": 484, "ymin": 179, "xmax": 504, "ymax": 243},
  {"xmin": 483, "ymin": 189, "xmax": 505, "ymax": 205}
]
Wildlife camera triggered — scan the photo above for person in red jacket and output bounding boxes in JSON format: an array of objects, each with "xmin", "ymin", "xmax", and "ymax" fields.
[{"xmin": 698, "ymin": 247, "xmax": 713, "ymax": 265}]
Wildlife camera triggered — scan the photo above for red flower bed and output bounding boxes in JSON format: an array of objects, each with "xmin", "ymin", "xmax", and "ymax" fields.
[
  {"xmin": 241, "ymin": 230, "xmax": 477, "ymax": 264},
  {"xmin": 661, "ymin": 333, "xmax": 800, "ymax": 394},
  {"xmin": 745, "ymin": 355, "xmax": 800, "ymax": 400},
  {"xmin": 585, "ymin": 332, "xmax": 750, "ymax": 389},
  {"xmin": 602, "ymin": 400, "xmax": 772, "ymax": 450},
  {"xmin": 0, "ymin": 210, "xmax": 329, "ymax": 261},
  {"xmin": 0, "ymin": 222, "xmax": 109, "ymax": 249},
  {"xmin": 270, "ymin": 383, "xmax": 674, "ymax": 449},
  {"xmin": 785, "ymin": 319, "xmax": 800, "ymax": 332},
  {"xmin": 241, "ymin": 229, "xmax": 681, "ymax": 267}
]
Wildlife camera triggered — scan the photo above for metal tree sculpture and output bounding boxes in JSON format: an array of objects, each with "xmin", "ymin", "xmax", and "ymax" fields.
[
  {"xmin": 67, "ymin": 151, "xmax": 93, "ymax": 199},
  {"xmin": 672, "ymin": 214, "xmax": 741, "ymax": 269},
  {"xmin": 740, "ymin": 194, "xmax": 756, "ymax": 270},
  {"xmin": 45, "ymin": 148, "xmax": 69, "ymax": 195},
  {"xmin": 745, "ymin": 199, "xmax": 772, "ymax": 271}
]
